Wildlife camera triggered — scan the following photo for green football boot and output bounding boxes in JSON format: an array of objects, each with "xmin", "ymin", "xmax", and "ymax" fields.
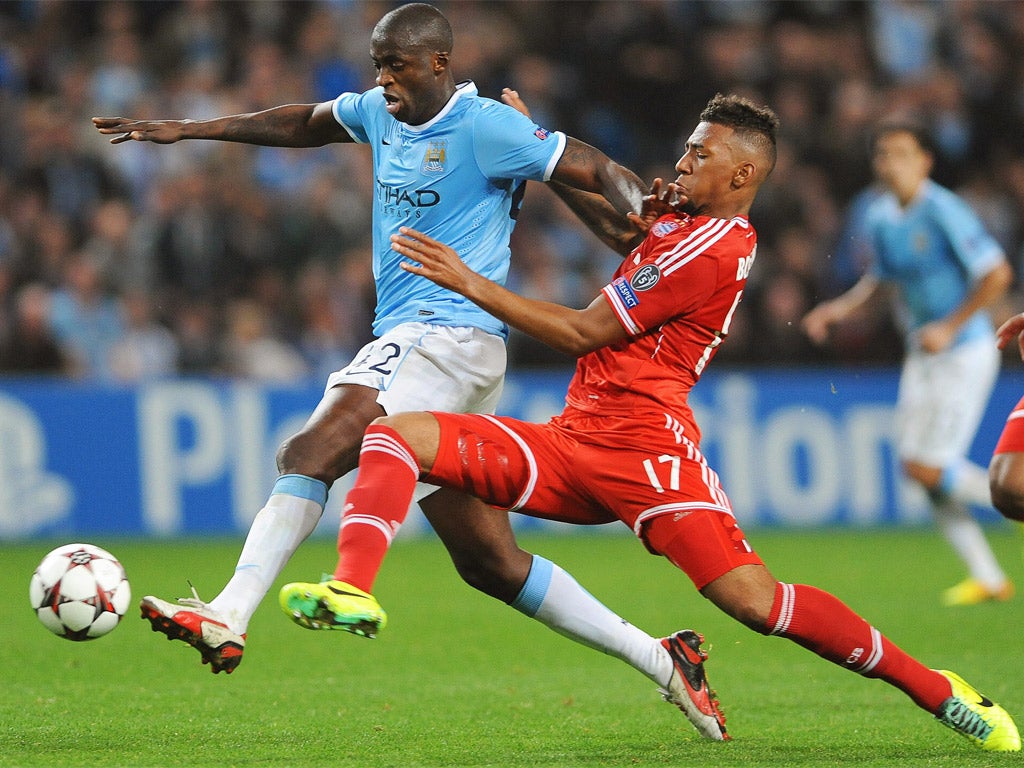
[
  {"xmin": 279, "ymin": 578, "xmax": 387, "ymax": 638},
  {"xmin": 935, "ymin": 670, "xmax": 1020, "ymax": 751}
]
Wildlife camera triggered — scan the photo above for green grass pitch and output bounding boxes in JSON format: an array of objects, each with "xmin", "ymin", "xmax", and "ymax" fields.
[{"xmin": 2, "ymin": 527, "xmax": 1022, "ymax": 767}]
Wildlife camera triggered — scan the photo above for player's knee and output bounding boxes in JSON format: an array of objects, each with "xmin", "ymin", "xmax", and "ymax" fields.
[
  {"xmin": 373, "ymin": 412, "xmax": 438, "ymax": 462},
  {"xmin": 990, "ymin": 477, "xmax": 1024, "ymax": 521},
  {"xmin": 902, "ymin": 460, "xmax": 942, "ymax": 492},
  {"xmin": 989, "ymin": 454, "xmax": 1024, "ymax": 522},
  {"xmin": 277, "ymin": 424, "xmax": 361, "ymax": 482},
  {"xmin": 276, "ymin": 433, "xmax": 325, "ymax": 479}
]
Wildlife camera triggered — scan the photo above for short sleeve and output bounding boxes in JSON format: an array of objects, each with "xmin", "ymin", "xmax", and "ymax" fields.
[
  {"xmin": 603, "ymin": 252, "xmax": 717, "ymax": 336},
  {"xmin": 933, "ymin": 194, "xmax": 1006, "ymax": 279},
  {"xmin": 332, "ymin": 89, "xmax": 380, "ymax": 144},
  {"xmin": 471, "ymin": 103, "xmax": 566, "ymax": 182}
]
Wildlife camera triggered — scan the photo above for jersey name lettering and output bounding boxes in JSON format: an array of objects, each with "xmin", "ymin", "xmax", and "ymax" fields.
[{"xmin": 736, "ymin": 249, "xmax": 756, "ymax": 281}]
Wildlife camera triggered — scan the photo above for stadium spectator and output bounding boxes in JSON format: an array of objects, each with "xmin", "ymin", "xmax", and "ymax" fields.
[
  {"xmin": 171, "ymin": 298, "xmax": 223, "ymax": 375},
  {"xmin": 91, "ymin": 7, "xmax": 722, "ymax": 742},
  {"xmin": 2, "ymin": 1, "xmax": 1024, "ymax": 376},
  {"xmin": 0, "ymin": 282, "xmax": 69, "ymax": 374},
  {"xmin": 802, "ymin": 120, "xmax": 1015, "ymax": 607},
  {"xmin": 48, "ymin": 250, "xmax": 125, "ymax": 380},
  {"xmin": 108, "ymin": 290, "xmax": 179, "ymax": 382},
  {"xmin": 283, "ymin": 92, "xmax": 1019, "ymax": 752},
  {"xmin": 220, "ymin": 297, "xmax": 307, "ymax": 384}
]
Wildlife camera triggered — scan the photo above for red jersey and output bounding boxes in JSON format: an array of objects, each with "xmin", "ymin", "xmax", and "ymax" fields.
[
  {"xmin": 424, "ymin": 213, "xmax": 764, "ymax": 588},
  {"xmin": 562, "ymin": 213, "xmax": 756, "ymax": 433}
]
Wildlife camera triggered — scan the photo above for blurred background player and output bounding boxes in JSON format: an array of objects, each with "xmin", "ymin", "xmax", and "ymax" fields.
[
  {"xmin": 92, "ymin": 4, "xmax": 701, "ymax": 714},
  {"xmin": 990, "ymin": 312, "xmax": 1024, "ymax": 521},
  {"xmin": 281, "ymin": 93, "xmax": 1019, "ymax": 752},
  {"xmin": 802, "ymin": 120, "xmax": 1015, "ymax": 607}
]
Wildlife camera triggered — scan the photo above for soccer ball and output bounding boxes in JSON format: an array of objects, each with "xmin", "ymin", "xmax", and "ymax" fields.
[{"xmin": 29, "ymin": 543, "xmax": 131, "ymax": 641}]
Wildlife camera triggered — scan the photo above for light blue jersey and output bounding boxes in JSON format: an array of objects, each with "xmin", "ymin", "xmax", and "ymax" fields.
[
  {"xmin": 863, "ymin": 178, "xmax": 1006, "ymax": 349},
  {"xmin": 332, "ymin": 81, "xmax": 567, "ymax": 338}
]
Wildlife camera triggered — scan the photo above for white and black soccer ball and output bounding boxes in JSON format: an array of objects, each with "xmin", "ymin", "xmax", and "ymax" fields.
[{"xmin": 29, "ymin": 543, "xmax": 131, "ymax": 641}]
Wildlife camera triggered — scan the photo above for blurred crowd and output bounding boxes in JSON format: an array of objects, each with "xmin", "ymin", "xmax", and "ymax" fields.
[{"xmin": 2, "ymin": 0, "xmax": 1024, "ymax": 382}]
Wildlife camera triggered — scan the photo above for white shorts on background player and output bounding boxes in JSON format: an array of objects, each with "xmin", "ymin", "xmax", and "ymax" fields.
[{"xmin": 895, "ymin": 335, "xmax": 999, "ymax": 468}]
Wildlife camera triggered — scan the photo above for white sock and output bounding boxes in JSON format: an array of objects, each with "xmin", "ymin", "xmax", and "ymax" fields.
[
  {"xmin": 208, "ymin": 474, "xmax": 327, "ymax": 634},
  {"xmin": 942, "ymin": 460, "xmax": 994, "ymax": 508},
  {"xmin": 932, "ymin": 497, "xmax": 1008, "ymax": 589},
  {"xmin": 511, "ymin": 555, "xmax": 674, "ymax": 687}
]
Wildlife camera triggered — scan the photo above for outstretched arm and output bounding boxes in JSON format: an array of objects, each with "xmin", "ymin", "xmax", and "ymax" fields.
[
  {"xmin": 545, "ymin": 179, "xmax": 642, "ymax": 256},
  {"xmin": 547, "ymin": 177, "xmax": 682, "ymax": 257},
  {"xmin": 551, "ymin": 135, "xmax": 647, "ymax": 215},
  {"xmin": 801, "ymin": 273, "xmax": 883, "ymax": 345},
  {"xmin": 392, "ymin": 227, "xmax": 627, "ymax": 356},
  {"xmin": 92, "ymin": 101, "xmax": 350, "ymax": 147},
  {"xmin": 501, "ymin": 87, "xmax": 668, "ymax": 256}
]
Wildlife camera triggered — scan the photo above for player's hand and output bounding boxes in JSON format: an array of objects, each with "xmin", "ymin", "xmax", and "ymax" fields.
[
  {"xmin": 801, "ymin": 303, "xmax": 839, "ymax": 345},
  {"xmin": 501, "ymin": 88, "xmax": 530, "ymax": 119},
  {"xmin": 91, "ymin": 117, "xmax": 186, "ymax": 145},
  {"xmin": 627, "ymin": 178, "xmax": 687, "ymax": 234},
  {"xmin": 393, "ymin": 227, "xmax": 475, "ymax": 294},
  {"xmin": 916, "ymin": 319, "xmax": 956, "ymax": 354},
  {"xmin": 996, "ymin": 312, "xmax": 1024, "ymax": 360}
]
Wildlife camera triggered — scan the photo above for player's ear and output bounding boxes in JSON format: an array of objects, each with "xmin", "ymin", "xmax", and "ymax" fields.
[
  {"xmin": 433, "ymin": 51, "xmax": 450, "ymax": 73},
  {"xmin": 732, "ymin": 161, "xmax": 756, "ymax": 189}
]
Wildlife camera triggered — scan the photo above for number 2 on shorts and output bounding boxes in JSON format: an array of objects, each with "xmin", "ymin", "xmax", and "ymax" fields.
[{"xmin": 351, "ymin": 342, "xmax": 402, "ymax": 376}]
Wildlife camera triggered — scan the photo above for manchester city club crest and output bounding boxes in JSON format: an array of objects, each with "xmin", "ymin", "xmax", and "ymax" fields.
[{"xmin": 423, "ymin": 140, "xmax": 447, "ymax": 173}]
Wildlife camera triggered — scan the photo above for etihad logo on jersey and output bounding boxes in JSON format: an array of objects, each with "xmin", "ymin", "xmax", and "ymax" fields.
[
  {"xmin": 422, "ymin": 141, "xmax": 447, "ymax": 173},
  {"xmin": 651, "ymin": 220, "xmax": 679, "ymax": 237},
  {"xmin": 376, "ymin": 180, "xmax": 441, "ymax": 214}
]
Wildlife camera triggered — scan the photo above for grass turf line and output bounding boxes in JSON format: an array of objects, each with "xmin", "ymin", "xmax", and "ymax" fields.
[{"xmin": 1, "ymin": 528, "xmax": 1021, "ymax": 767}]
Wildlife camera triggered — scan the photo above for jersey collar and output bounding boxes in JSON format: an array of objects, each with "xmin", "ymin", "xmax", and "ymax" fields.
[{"xmin": 405, "ymin": 80, "xmax": 477, "ymax": 133}]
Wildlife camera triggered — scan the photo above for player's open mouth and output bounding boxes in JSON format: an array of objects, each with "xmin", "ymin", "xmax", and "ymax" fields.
[{"xmin": 383, "ymin": 93, "xmax": 400, "ymax": 114}]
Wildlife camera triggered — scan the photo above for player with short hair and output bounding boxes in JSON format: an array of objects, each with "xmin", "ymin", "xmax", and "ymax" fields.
[
  {"xmin": 93, "ymin": 3, "xmax": 710, "ymax": 727},
  {"xmin": 803, "ymin": 120, "xmax": 1015, "ymax": 606},
  {"xmin": 989, "ymin": 312, "xmax": 1024, "ymax": 520},
  {"xmin": 281, "ymin": 93, "xmax": 1019, "ymax": 751}
]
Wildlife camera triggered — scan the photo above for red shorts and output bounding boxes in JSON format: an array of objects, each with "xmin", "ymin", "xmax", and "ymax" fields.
[
  {"xmin": 425, "ymin": 410, "xmax": 763, "ymax": 589},
  {"xmin": 994, "ymin": 396, "xmax": 1024, "ymax": 454}
]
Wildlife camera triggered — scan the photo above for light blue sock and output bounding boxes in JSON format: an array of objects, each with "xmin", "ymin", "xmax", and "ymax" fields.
[
  {"xmin": 273, "ymin": 473, "xmax": 328, "ymax": 506},
  {"xmin": 511, "ymin": 554, "xmax": 554, "ymax": 616},
  {"xmin": 510, "ymin": 554, "xmax": 671, "ymax": 686},
  {"xmin": 939, "ymin": 461, "xmax": 994, "ymax": 509},
  {"xmin": 208, "ymin": 473, "xmax": 327, "ymax": 633}
]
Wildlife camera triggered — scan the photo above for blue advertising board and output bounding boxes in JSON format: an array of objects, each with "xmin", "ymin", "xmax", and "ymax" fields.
[{"xmin": 0, "ymin": 368, "xmax": 1020, "ymax": 539}]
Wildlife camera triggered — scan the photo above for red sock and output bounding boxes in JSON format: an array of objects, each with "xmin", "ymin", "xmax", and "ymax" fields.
[
  {"xmin": 333, "ymin": 425, "xmax": 420, "ymax": 593},
  {"xmin": 767, "ymin": 582, "xmax": 952, "ymax": 712}
]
